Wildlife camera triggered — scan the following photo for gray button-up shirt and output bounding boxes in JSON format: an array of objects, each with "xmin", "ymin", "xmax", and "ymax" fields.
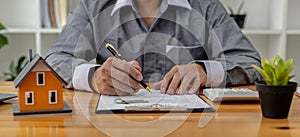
[{"xmin": 46, "ymin": 0, "xmax": 262, "ymax": 91}]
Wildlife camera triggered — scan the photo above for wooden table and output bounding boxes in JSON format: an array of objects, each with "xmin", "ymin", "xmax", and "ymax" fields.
[{"xmin": 1, "ymin": 82, "xmax": 300, "ymax": 137}]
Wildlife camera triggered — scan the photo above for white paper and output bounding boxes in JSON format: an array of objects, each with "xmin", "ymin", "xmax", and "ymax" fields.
[
  {"xmin": 297, "ymin": 87, "xmax": 300, "ymax": 95},
  {"xmin": 96, "ymin": 89, "xmax": 212, "ymax": 112}
]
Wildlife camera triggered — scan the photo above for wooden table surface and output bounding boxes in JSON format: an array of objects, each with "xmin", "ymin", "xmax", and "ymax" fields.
[{"xmin": 0, "ymin": 82, "xmax": 300, "ymax": 137}]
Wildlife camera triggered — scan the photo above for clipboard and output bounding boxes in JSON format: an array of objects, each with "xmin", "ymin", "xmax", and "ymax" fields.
[
  {"xmin": 95, "ymin": 89, "xmax": 215, "ymax": 114},
  {"xmin": 296, "ymin": 87, "xmax": 300, "ymax": 97}
]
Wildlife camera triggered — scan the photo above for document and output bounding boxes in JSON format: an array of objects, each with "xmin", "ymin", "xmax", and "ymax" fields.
[
  {"xmin": 96, "ymin": 89, "xmax": 214, "ymax": 114},
  {"xmin": 296, "ymin": 87, "xmax": 300, "ymax": 96}
]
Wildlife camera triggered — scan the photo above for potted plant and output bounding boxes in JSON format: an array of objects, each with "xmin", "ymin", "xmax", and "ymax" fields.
[
  {"xmin": 228, "ymin": 1, "xmax": 246, "ymax": 28},
  {"xmin": 252, "ymin": 55, "xmax": 297, "ymax": 119},
  {"xmin": 2, "ymin": 56, "xmax": 28, "ymax": 81},
  {"xmin": 0, "ymin": 22, "xmax": 8, "ymax": 49},
  {"xmin": 0, "ymin": 22, "xmax": 28, "ymax": 81}
]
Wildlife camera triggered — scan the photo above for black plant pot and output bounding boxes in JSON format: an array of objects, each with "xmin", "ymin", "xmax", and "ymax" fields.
[
  {"xmin": 230, "ymin": 14, "xmax": 246, "ymax": 28},
  {"xmin": 255, "ymin": 81, "xmax": 297, "ymax": 119}
]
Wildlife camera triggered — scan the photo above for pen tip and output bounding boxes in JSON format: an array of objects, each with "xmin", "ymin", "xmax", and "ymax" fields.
[{"xmin": 146, "ymin": 87, "xmax": 152, "ymax": 92}]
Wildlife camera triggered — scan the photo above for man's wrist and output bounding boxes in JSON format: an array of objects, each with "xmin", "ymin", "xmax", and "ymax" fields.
[
  {"xmin": 195, "ymin": 63, "xmax": 208, "ymax": 86},
  {"xmin": 88, "ymin": 66, "xmax": 101, "ymax": 92},
  {"xmin": 195, "ymin": 62, "xmax": 207, "ymax": 74}
]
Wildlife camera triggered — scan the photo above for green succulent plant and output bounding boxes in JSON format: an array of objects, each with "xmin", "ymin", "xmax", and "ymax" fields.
[
  {"xmin": 1, "ymin": 22, "xmax": 27, "ymax": 81},
  {"xmin": 252, "ymin": 55, "xmax": 295, "ymax": 86}
]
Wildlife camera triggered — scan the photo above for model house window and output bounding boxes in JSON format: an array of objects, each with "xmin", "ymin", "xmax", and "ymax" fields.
[
  {"xmin": 49, "ymin": 90, "xmax": 58, "ymax": 104},
  {"xmin": 25, "ymin": 91, "xmax": 34, "ymax": 105},
  {"xmin": 36, "ymin": 72, "xmax": 45, "ymax": 86}
]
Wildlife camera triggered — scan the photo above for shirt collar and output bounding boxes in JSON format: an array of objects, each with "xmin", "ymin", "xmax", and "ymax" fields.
[{"xmin": 111, "ymin": 0, "xmax": 192, "ymax": 16}]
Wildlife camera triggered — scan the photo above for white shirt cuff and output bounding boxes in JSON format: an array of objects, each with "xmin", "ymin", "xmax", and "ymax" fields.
[
  {"xmin": 192, "ymin": 60, "xmax": 225, "ymax": 87},
  {"xmin": 73, "ymin": 64, "xmax": 100, "ymax": 92}
]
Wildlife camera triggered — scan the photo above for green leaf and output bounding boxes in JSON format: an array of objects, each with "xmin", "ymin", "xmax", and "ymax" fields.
[
  {"xmin": 284, "ymin": 65, "xmax": 294, "ymax": 76},
  {"xmin": 275, "ymin": 67, "xmax": 287, "ymax": 82},
  {"xmin": 263, "ymin": 63, "xmax": 274, "ymax": 79},
  {"xmin": 277, "ymin": 56, "xmax": 285, "ymax": 67},
  {"xmin": 270, "ymin": 56, "xmax": 277, "ymax": 66},
  {"xmin": 288, "ymin": 75, "xmax": 295, "ymax": 81},
  {"xmin": 252, "ymin": 65, "xmax": 271, "ymax": 81},
  {"xmin": 2, "ymin": 72, "xmax": 14, "ymax": 77},
  {"xmin": 261, "ymin": 57, "xmax": 270, "ymax": 69},
  {"xmin": 1, "ymin": 56, "xmax": 28, "ymax": 81},
  {"xmin": 9, "ymin": 61, "xmax": 15, "ymax": 74},
  {"xmin": 281, "ymin": 75, "xmax": 290, "ymax": 86},
  {"xmin": 270, "ymin": 68, "xmax": 278, "ymax": 85},
  {"xmin": 0, "ymin": 22, "xmax": 8, "ymax": 50},
  {"xmin": 0, "ymin": 35, "xmax": 8, "ymax": 49},
  {"xmin": 284, "ymin": 58, "xmax": 293, "ymax": 66},
  {"xmin": 2, "ymin": 72, "xmax": 14, "ymax": 81},
  {"xmin": 5, "ymin": 77, "xmax": 15, "ymax": 81},
  {"xmin": 16, "ymin": 56, "xmax": 27, "ymax": 73},
  {"xmin": 17, "ymin": 56, "xmax": 26, "ymax": 67},
  {"xmin": 0, "ymin": 22, "xmax": 6, "ymax": 30},
  {"xmin": 276, "ymin": 64, "xmax": 294, "ymax": 83},
  {"xmin": 17, "ymin": 61, "xmax": 28, "ymax": 74},
  {"xmin": 253, "ymin": 55, "xmax": 295, "ymax": 86}
]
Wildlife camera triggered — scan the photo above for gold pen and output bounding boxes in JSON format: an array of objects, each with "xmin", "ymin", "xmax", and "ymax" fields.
[{"xmin": 105, "ymin": 43, "xmax": 152, "ymax": 93}]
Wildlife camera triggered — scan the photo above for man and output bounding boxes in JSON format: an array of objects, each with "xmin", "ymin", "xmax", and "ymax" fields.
[{"xmin": 46, "ymin": 0, "xmax": 262, "ymax": 95}]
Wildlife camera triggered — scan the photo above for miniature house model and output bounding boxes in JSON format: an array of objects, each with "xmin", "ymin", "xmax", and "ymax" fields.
[{"xmin": 13, "ymin": 54, "xmax": 71, "ymax": 116}]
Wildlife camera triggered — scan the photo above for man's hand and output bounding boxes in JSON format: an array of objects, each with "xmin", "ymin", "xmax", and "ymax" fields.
[
  {"xmin": 153, "ymin": 63, "xmax": 207, "ymax": 95},
  {"xmin": 92, "ymin": 57, "xmax": 143, "ymax": 95}
]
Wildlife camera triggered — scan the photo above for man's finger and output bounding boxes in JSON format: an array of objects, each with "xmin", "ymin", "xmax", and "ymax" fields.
[
  {"xmin": 110, "ymin": 66, "xmax": 141, "ymax": 90},
  {"xmin": 110, "ymin": 77, "xmax": 138, "ymax": 95},
  {"xmin": 177, "ymin": 73, "xmax": 196, "ymax": 95},
  {"xmin": 95, "ymin": 71, "xmax": 138, "ymax": 95},
  {"xmin": 188, "ymin": 77, "xmax": 201, "ymax": 94},
  {"xmin": 152, "ymin": 80, "xmax": 163, "ymax": 90},
  {"xmin": 167, "ymin": 72, "xmax": 181, "ymax": 95},
  {"xmin": 96, "ymin": 82, "xmax": 117, "ymax": 95},
  {"xmin": 129, "ymin": 61, "xmax": 142, "ymax": 72},
  {"xmin": 111, "ymin": 58, "xmax": 143, "ymax": 81},
  {"xmin": 161, "ymin": 66, "xmax": 178, "ymax": 93},
  {"xmin": 115, "ymin": 88, "xmax": 132, "ymax": 96}
]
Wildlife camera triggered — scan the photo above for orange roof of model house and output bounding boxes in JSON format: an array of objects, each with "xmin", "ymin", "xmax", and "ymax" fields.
[{"xmin": 13, "ymin": 54, "xmax": 69, "ymax": 114}]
